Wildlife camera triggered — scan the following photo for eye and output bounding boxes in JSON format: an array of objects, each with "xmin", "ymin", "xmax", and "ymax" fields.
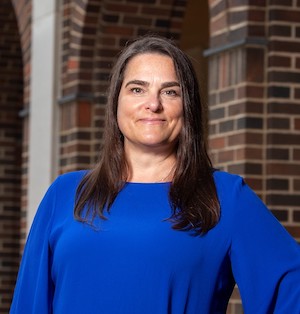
[
  {"xmin": 130, "ymin": 87, "xmax": 143, "ymax": 94},
  {"xmin": 162, "ymin": 89, "xmax": 179, "ymax": 97}
]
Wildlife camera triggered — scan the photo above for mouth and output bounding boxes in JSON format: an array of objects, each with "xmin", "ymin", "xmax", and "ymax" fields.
[{"xmin": 138, "ymin": 118, "xmax": 166, "ymax": 125}]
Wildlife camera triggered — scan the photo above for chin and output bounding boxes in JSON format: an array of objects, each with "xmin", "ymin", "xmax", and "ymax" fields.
[{"xmin": 140, "ymin": 139, "xmax": 174, "ymax": 149}]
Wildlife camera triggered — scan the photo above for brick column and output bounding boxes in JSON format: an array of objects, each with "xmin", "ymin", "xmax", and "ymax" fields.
[
  {"xmin": 0, "ymin": 1, "xmax": 23, "ymax": 311},
  {"xmin": 207, "ymin": 0, "xmax": 300, "ymax": 313},
  {"xmin": 12, "ymin": 0, "xmax": 32, "ymax": 242},
  {"xmin": 59, "ymin": 97, "xmax": 93, "ymax": 173},
  {"xmin": 207, "ymin": 1, "xmax": 267, "ymax": 313},
  {"xmin": 266, "ymin": 0, "xmax": 300, "ymax": 241},
  {"xmin": 207, "ymin": 0, "xmax": 267, "ymax": 196},
  {"xmin": 58, "ymin": 0, "xmax": 101, "ymax": 172}
]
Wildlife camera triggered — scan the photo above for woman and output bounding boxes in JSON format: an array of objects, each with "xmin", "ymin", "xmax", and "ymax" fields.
[{"xmin": 10, "ymin": 36, "xmax": 300, "ymax": 313}]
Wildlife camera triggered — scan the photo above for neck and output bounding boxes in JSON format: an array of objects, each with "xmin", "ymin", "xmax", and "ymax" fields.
[{"xmin": 124, "ymin": 147, "xmax": 177, "ymax": 183}]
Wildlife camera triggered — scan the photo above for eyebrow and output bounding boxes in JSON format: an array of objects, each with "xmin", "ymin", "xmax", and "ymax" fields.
[{"xmin": 124, "ymin": 80, "xmax": 180, "ymax": 89}]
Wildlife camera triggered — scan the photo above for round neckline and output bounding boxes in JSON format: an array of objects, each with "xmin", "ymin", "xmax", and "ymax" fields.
[{"xmin": 124, "ymin": 181, "xmax": 171, "ymax": 185}]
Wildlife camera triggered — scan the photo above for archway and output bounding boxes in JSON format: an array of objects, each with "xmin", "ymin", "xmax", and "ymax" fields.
[{"xmin": 0, "ymin": 0, "xmax": 23, "ymax": 311}]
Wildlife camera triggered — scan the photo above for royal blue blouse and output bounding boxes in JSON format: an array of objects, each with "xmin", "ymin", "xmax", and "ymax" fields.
[{"xmin": 10, "ymin": 170, "xmax": 300, "ymax": 313}]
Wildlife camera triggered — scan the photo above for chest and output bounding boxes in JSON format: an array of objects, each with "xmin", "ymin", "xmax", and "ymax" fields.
[{"xmin": 50, "ymin": 184, "xmax": 231, "ymax": 282}]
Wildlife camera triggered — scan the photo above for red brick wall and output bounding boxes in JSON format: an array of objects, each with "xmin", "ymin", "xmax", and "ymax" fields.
[
  {"xmin": 208, "ymin": 0, "xmax": 300, "ymax": 312},
  {"xmin": 11, "ymin": 0, "xmax": 32, "ymax": 243},
  {"xmin": 0, "ymin": 1, "xmax": 23, "ymax": 311},
  {"xmin": 208, "ymin": 0, "xmax": 300, "ymax": 240},
  {"xmin": 266, "ymin": 0, "xmax": 300, "ymax": 241}
]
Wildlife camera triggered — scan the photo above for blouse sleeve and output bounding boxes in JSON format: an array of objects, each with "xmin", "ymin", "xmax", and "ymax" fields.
[
  {"xmin": 10, "ymin": 177, "xmax": 60, "ymax": 314},
  {"xmin": 230, "ymin": 177, "xmax": 300, "ymax": 313}
]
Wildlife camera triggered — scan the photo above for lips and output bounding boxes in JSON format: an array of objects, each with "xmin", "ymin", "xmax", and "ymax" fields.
[{"xmin": 138, "ymin": 118, "xmax": 166, "ymax": 124}]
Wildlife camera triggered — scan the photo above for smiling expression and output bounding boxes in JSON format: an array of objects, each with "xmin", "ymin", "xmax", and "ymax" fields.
[{"xmin": 117, "ymin": 53, "xmax": 184, "ymax": 154}]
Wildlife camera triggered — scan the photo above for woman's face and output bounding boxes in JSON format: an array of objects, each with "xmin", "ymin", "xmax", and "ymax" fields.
[{"xmin": 117, "ymin": 53, "xmax": 183, "ymax": 154}]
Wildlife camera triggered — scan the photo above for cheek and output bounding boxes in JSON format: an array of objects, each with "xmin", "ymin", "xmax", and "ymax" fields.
[
  {"xmin": 174, "ymin": 109, "xmax": 184, "ymax": 132},
  {"xmin": 116, "ymin": 102, "xmax": 131, "ymax": 135},
  {"xmin": 172, "ymin": 104, "xmax": 184, "ymax": 121},
  {"xmin": 170, "ymin": 111, "xmax": 184, "ymax": 136},
  {"xmin": 117, "ymin": 95, "xmax": 130, "ymax": 117},
  {"xmin": 117, "ymin": 111, "xmax": 124, "ymax": 133},
  {"xmin": 116, "ymin": 97, "xmax": 126, "ymax": 122}
]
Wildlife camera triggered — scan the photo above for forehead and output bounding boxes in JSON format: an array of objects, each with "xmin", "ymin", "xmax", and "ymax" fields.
[{"xmin": 123, "ymin": 53, "xmax": 177, "ymax": 78}]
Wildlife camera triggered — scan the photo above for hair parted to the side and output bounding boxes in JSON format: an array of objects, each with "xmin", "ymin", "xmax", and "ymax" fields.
[{"xmin": 74, "ymin": 34, "xmax": 220, "ymax": 235}]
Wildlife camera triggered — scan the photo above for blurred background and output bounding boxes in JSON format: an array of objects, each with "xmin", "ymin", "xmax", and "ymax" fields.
[{"xmin": 1, "ymin": 0, "xmax": 300, "ymax": 313}]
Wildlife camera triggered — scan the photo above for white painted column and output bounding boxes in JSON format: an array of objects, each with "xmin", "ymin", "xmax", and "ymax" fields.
[{"xmin": 27, "ymin": 0, "xmax": 59, "ymax": 232}]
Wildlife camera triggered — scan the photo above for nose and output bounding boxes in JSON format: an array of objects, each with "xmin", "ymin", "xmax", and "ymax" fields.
[{"xmin": 145, "ymin": 93, "xmax": 162, "ymax": 112}]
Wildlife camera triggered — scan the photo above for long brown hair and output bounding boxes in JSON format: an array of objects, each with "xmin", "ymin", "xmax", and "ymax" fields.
[{"xmin": 74, "ymin": 35, "xmax": 220, "ymax": 235}]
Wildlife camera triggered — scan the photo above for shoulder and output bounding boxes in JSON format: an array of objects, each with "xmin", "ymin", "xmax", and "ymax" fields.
[
  {"xmin": 212, "ymin": 169, "xmax": 250, "ymax": 208},
  {"xmin": 212, "ymin": 169, "xmax": 266, "ymax": 217},
  {"xmin": 49, "ymin": 170, "xmax": 88, "ymax": 198},
  {"xmin": 55, "ymin": 170, "xmax": 88, "ymax": 185},
  {"xmin": 213, "ymin": 169, "xmax": 244, "ymax": 192}
]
